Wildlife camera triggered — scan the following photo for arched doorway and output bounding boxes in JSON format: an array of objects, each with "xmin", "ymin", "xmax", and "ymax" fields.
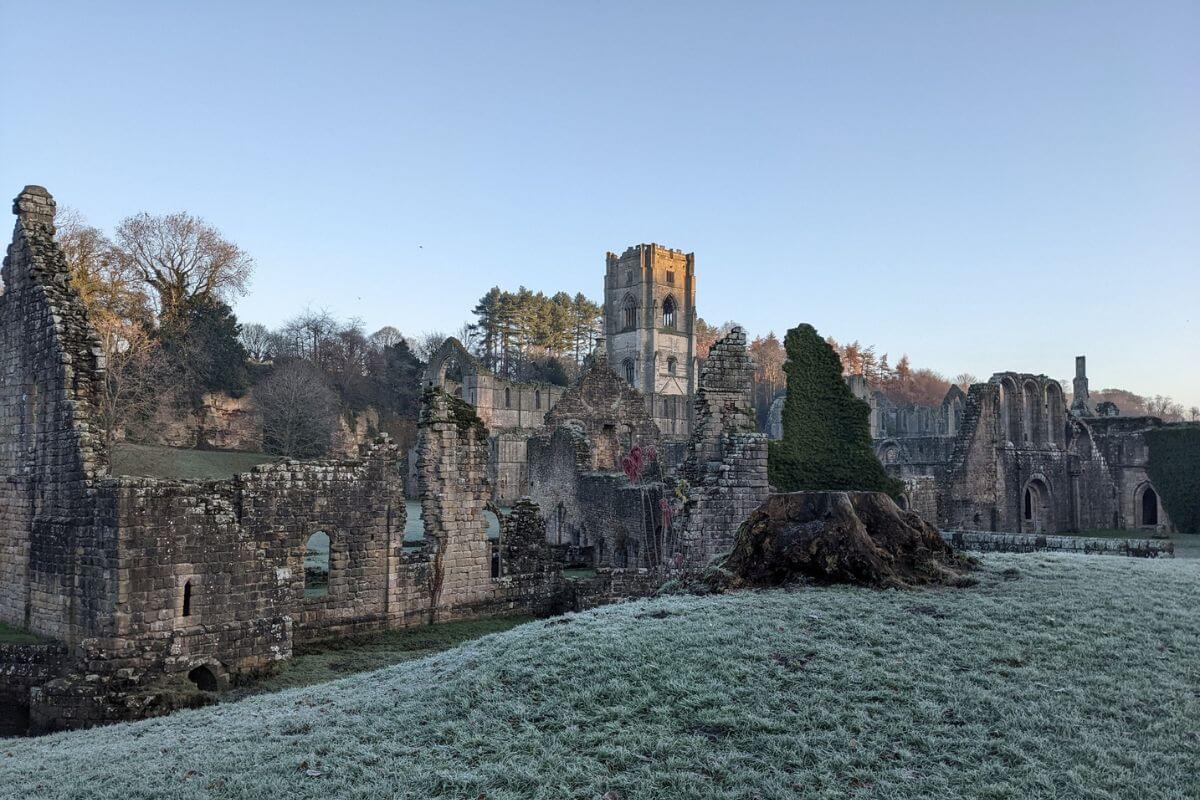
[
  {"xmin": 1138, "ymin": 485, "xmax": 1159, "ymax": 527},
  {"xmin": 188, "ymin": 665, "xmax": 219, "ymax": 692},
  {"xmin": 1022, "ymin": 479, "xmax": 1051, "ymax": 533}
]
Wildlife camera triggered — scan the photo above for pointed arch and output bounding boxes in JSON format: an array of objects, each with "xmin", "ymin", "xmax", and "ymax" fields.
[
  {"xmin": 621, "ymin": 294, "xmax": 637, "ymax": 330},
  {"xmin": 662, "ymin": 295, "xmax": 677, "ymax": 329}
]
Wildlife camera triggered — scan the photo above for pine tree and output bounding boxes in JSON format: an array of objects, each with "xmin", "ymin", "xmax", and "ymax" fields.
[{"xmin": 768, "ymin": 323, "xmax": 903, "ymax": 496}]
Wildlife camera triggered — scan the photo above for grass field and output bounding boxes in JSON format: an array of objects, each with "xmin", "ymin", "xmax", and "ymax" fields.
[
  {"xmin": 0, "ymin": 621, "xmax": 40, "ymax": 644},
  {"xmin": 2, "ymin": 553, "xmax": 1197, "ymax": 799},
  {"xmin": 110, "ymin": 442, "xmax": 276, "ymax": 480},
  {"xmin": 228, "ymin": 615, "xmax": 533, "ymax": 697}
]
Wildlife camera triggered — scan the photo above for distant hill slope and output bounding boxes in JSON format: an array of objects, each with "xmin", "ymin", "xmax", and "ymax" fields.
[
  {"xmin": 3, "ymin": 554, "xmax": 1198, "ymax": 799},
  {"xmin": 109, "ymin": 442, "xmax": 276, "ymax": 480}
]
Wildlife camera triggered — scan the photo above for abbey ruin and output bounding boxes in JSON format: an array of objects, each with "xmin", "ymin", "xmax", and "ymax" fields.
[
  {"xmin": 0, "ymin": 185, "xmax": 1192, "ymax": 734},
  {"xmin": 0, "ymin": 192, "xmax": 764, "ymax": 731}
]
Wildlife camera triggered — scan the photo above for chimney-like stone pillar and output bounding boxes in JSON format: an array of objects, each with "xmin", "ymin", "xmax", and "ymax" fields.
[
  {"xmin": 13, "ymin": 185, "xmax": 56, "ymax": 230},
  {"xmin": 1071, "ymin": 355, "xmax": 1093, "ymax": 417}
]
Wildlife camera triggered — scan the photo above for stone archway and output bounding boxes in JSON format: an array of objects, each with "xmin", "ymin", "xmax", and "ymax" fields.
[
  {"xmin": 1136, "ymin": 483, "xmax": 1160, "ymax": 527},
  {"xmin": 1022, "ymin": 477, "xmax": 1051, "ymax": 533}
]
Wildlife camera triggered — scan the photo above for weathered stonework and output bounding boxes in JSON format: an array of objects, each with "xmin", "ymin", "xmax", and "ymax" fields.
[
  {"xmin": 0, "ymin": 188, "xmax": 579, "ymax": 733},
  {"xmin": 604, "ymin": 243, "xmax": 698, "ymax": 440},
  {"xmin": 867, "ymin": 360, "xmax": 1194, "ymax": 535},
  {"xmin": 678, "ymin": 327, "xmax": 769, "ymax": 565},
  {"xmin": 526, "ymin": 359, "xmax": 665, "ymax": 567}
]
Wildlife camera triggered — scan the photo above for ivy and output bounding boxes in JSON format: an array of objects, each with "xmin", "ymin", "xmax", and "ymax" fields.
[
  {"xmin": 768, "ymin": 323, "xmax": 904, "ymax": 497},
  {"xmin": 1145, "ymin": 427, "xmax": 1200, "ymax": 533}
]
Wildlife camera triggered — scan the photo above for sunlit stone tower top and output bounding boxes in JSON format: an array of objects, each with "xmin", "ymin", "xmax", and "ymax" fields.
[{"xmin": 603, "ymin": 243, "xmax": 697, "ymax": 439}]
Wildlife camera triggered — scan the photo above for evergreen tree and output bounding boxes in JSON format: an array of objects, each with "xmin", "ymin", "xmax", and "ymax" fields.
[
  {"xmin": 156, "ymin": 295, "xmax": 249, "ymax": 401},
  {"xmin": 768, "ymin": 323, "xmax": 903, "ymax": 496}
]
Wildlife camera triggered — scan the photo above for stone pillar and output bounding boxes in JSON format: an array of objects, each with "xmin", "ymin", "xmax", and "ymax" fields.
[
  {"xmin": 416, "ymin": 388, "xmax": 494, "ymax": 620},
  {"xmin": 1071, "ymin": 356, "xmax": 1093, "ymax": 417},
  {"xmin": 678, "ymin": 327, "xmax": 769, "ymax": 566}
]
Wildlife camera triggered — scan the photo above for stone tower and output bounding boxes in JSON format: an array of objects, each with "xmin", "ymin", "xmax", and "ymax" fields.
[{"xmin": 603, "ymin": 243, "xmax": 697, "ymax": 439}]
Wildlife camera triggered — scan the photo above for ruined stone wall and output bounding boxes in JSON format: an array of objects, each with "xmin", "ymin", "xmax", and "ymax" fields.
[
  {"xmin": 539, "ymin": 359, "xmax": 660, "ymax": 471},
  {"xmin": 490, "ymin": 431, "xmax": 530, "ymax": 506},
  {"xmin": 238, "ymin": 440, "xmax": 407, "ymax": 639},
  {"xmin": 678, "ymin": 328, "xmax": 769, "ymax": 565},
  {"xmin": 0, "ymin": 641, "xmax": 68, "ymax": 735},
  {"xmin": 527, "ymin": 426, "xmax": 587, "ymax": 547},
  {"xmin": 417, "ymin": 389, "xmax": 507, "ymax": 619},
  {"xmin": 526, "ymin": 359, "xmax": 664, "ymax": 565},
  {"xmin": 0, "ymin": 187, "xmax": 111, "ymax": 644},
  {"xmin": 899, "ymin": 475, "xmax": 939, "ymax": 520}
]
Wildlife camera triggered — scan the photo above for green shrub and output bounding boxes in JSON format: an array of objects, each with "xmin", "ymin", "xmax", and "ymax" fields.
[
  {"xmin": 768, "ymin": 323, "xmax": 903, "ymax": 496},
  {"xmin": 1146, "ymin": 427, "xmax": 1200, "ymax": 534}
]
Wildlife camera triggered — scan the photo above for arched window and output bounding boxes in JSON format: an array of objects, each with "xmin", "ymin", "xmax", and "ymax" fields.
[
  {"xmin": 1023, "ymin": 488, "xmax": 1033, "ymax": 521},
  {"xmin": 304, "ymin": 532, "xmax": 330, "ymax": 599},
  {"xmin": 623, "ymin": 358, "xmax": 635, "ymax": 385},
  {"xmin": 535, "ymin": 389, "xmax": 542, "ymax": 409},
  {"xmin": 622, "ymin": 296, "xmax": 636, "ymax": 330},
  {"xmin": 504, "ymin": 387, "xmax": 512, "ymax": 408},
  {"xmin": 667, "ymin": 357, "xmax": 677, "ymax": 375},
  {"xmin": 662, "ymin": 296, "xmax": 676, "ymax": 329},
  {"xmin": 182, "ymin": 580, "xmax": 192, "ymax": 617}
]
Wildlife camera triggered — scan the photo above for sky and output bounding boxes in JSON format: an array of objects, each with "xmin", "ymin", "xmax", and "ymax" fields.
[{"xmin": 1, "ymin": 1, "xmax": 1197, "ymax": 407}]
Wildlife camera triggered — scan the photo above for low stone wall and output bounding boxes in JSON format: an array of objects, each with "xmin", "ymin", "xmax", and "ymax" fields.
[
  {"xmin": 941, "ymin": 530, "xmax": 1174, "ymax": 558},
  {"xmin": 570, "ymin": 568, "xmax": 665, "ymax": 611},
  {"xmin": 0, "ymin": 642, "xmax": 69, "ymax": 735}
]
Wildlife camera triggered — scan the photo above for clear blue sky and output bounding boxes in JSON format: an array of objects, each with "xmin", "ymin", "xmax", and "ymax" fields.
[{"xmin": 2, "ymin": 1, "xmax": 1197, "ymax": 407}]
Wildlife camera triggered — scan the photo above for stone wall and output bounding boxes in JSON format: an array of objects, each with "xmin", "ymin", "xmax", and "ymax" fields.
[
  {"xmin": 0, "ymin": 642, "xmax": 69, "ymax": 735},
  {"xmin": 526, "ymin": 359, "xmax": 665, "ymax": 567},
  {"xmin": 0, "ymin": 187, "xmax": 110, "ymax": 645},
  {"xmin": 940, "ymin": 530, "xmax": 1174, "ymax": 558},
  {"xmin": 678, "ymin": 328, "xmax": 769, "ymax": 565}
]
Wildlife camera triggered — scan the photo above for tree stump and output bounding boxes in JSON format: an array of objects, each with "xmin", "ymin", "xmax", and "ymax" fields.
[{"xmin": 713, "ymin": 491, "xmax": 973, "ymax": 590}]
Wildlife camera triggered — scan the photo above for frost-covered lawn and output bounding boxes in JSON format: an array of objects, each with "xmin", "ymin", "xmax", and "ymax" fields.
[{"xmin": 3, "ymin": 554, "xmax": 1198, "ymax": 800}]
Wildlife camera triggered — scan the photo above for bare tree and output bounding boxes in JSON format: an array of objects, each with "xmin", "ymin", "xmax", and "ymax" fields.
[
  {"xmin": 954, "ymin": 373, "xmax": 978, "ymax": 391},
  {"xmin": 112, "ymin": 211, "xmax": 252, "ymax": 315},
  {"xmin": 57, "ymin": 207, "xmax": 151, "ymax": 322},
  {"xmin": 1145, "ymin": 395, "xmax": 1185, "ymax": 422},
  {"xmin": 254, "ymin": 362, "xmax": 340, "ymax": 458},
  {"xmin": 411, "ymin": 330, "xmax": 449, "ymax": 362},
  {"xmin": 368, "ymin": 325, "xmax": 404, "ymax": 350},
  {"xmin": 1190, "ymin": 406, "xmax": 1199, "ymax": 422},
  {"xmin": 239, "ymin": 322, "xmax": 274, "ymax": 362},
  {"xmin": 95, "ymin": 319, "xmax": 168, "ymax": 442},
  {"xmin": 277, "ymin": 309, "xmax": 340, "ymax": 366}
]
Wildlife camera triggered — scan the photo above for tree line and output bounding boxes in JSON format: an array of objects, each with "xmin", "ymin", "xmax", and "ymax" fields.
[{"xmin": 58, "ymin": 204, "xmax": 1194, "ymax": 462}]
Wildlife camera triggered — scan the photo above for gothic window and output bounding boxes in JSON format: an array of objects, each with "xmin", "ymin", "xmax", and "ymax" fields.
[
  {"xmin": 662, "ymin": 296, "xmax": 676, "ymax": 329},
  {"xmin": 505, "ymin": 387, "xmax": 512, "ymax": 408},
  {"xmin": 535, "ymin": 389, "xmax": 542, "ymax": 409},
  {"xmin": 625, "ymin": 269, "xmax": 633, "ymax": 285},
  {"xmin": 623, "ymin": 358, "xmax": 635, "ymax": 385},
  {"xmin": 667, "ymin": 356, "xmax": 677, "ymax": 375},
  {"xmin": 622, "ymin": 296, "xmax": 636, "ymax": 330},
  {"xmin": 182, "ymin": 580, "xmax": 192, "ymax": 617}
]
